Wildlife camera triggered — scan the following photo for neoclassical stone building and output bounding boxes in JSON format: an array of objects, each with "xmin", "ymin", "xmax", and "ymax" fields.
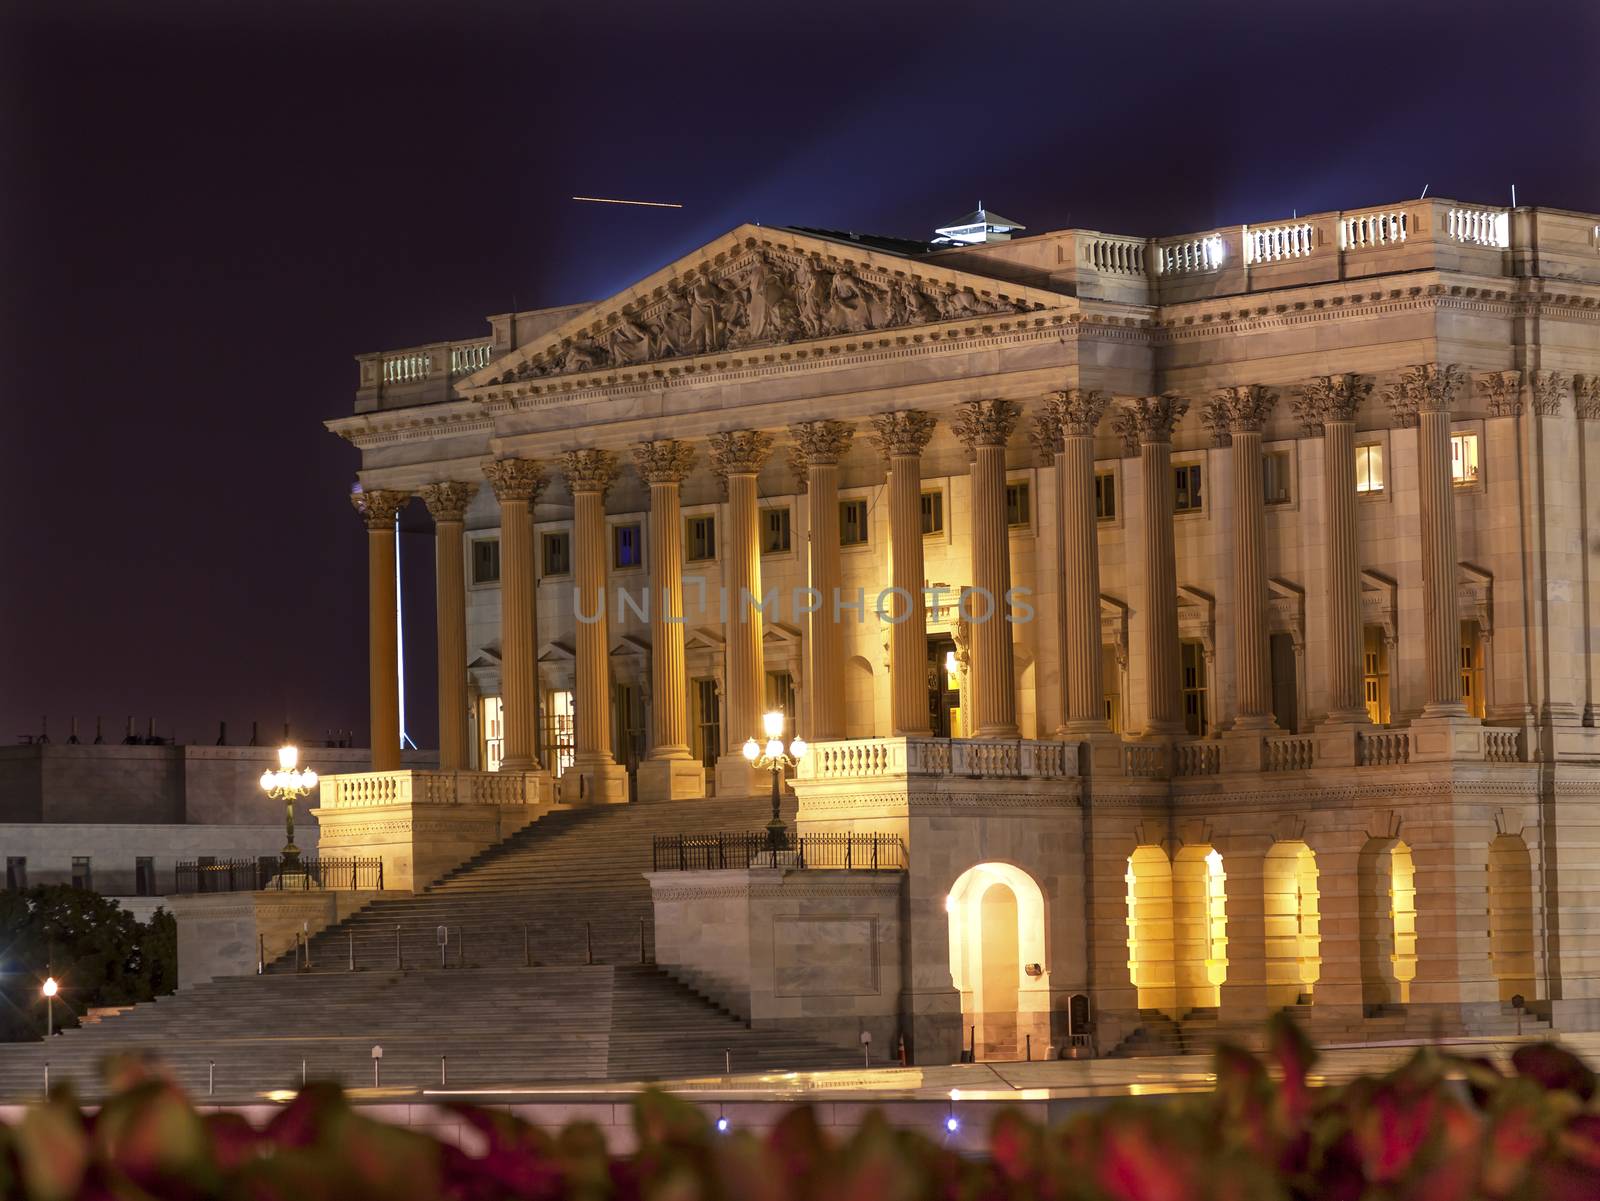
[{"xmin": 323, "ymin": 197, "xmax": 1600, "ymax": 1059}]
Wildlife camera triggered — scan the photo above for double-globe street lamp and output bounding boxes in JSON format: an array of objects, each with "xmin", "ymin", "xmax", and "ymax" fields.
[
  {"xmin": 741, "ymin": 710, "xmax": 807, "ymax": 854},
  {"xmin": 260, "ymin": 746, "xmax": 318, "ymax": 871}
]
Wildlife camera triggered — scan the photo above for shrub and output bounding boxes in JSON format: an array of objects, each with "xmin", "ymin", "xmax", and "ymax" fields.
[{"xmin": 1, "ymin": 1016, "xmax": 1598, "ymax": 1199}]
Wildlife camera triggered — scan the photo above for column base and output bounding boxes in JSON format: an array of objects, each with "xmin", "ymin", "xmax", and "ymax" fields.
[
  {"xmin": 637, "ymin": 756, "xmax": 707, "ymax": 802},
  {"xmin": 1220, "ymin": 726, "xmax": 1265, "ymax": 773},
  {"xmin": 1063, "ymin": 729, "xmax": 1125, "ymax": 776},
  {"xmin": 715, "ymin": 755, "xmax": 763, "ymax": 799},
  {"xmin": 1408, "ymin": 713, "xmax": 1485, "ymax": 761},
  {"xmin": 1312, "ymin": 724, "xmax": 1361, "ymax": 768},
  {"xmin": 558, "ymin": 758, "xmax": 630, "ymax": 804}
]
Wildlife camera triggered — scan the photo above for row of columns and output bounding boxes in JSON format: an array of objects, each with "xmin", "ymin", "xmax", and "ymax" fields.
[{"xmin": 348, "ymin": 363, "xmax": 1471, "ymax": 780}]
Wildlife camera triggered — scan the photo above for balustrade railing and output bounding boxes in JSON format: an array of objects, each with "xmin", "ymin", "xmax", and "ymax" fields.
[
  {"xmin": 1172, "ymin": 742, "xmax": 1220, "ymax": 776},
  {"xmin": 1341, "ymin": 208, "xmax": 1409, "ymax": 250},
  {"xmin": 1448, "ymin": 206, "xmax": 1509, "ymax": 248},
  {"xmin": 650, "ymin": 832, "xmax": 906, "ymax": 872},
  {"xmin": 318, "ymin": 769, "xmax": 544, "ymax": 808},
  {"xmin": 1082, "ymin": 235, "xmax": 1148, "ymax": 276},
  {"xmin": 1484, "ymin": 728, "xmax": 1524, "ymax": 763},
  {"xmin": 1156, "ymin": 234, "xmax": 1226, "ymax": 275},
  {"xmin": 801, "ymin": 737, "xmax": 1076, "ymax": 781},
  {"xmin": 1245, "ymin": 222, "xmax": 1316, "ymax": 264},
  {"xmin": 1263, "ymin": 735, "xmax": 1315, "ymax": 772},
  {"xmin": 1123, "ymin": 744, "xmax": 1167, "ymax": 778},
  {"xmin": 449, "ymin": 342, "xmax": 492, "ymax": 376},
  {"xmin": 1358, "ymin": 730, "xmax": 1411, "ymax": 767},
  {"xmin": 175, "ymin": 856, "xmax": 383, "ymax": 895},
  {"xmin": 381, "ymin": 351, "xmax": 432, "ymax": 384}
]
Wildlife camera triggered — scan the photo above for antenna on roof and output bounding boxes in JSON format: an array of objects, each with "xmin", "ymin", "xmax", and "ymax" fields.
[
  {"xmin": 1420, "ymin": 184, "xmax": 1430, "ymax": 199},
  {"xmin": 1511, "ymin": 184, "xmax": 1517, "ymax": 207}
]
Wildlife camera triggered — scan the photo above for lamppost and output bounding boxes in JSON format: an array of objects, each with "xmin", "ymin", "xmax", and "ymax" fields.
[
  {"xmin": 260, "ymin": 746, "xmax": 318, "ymax": 871},
  {"xmin": 42, "ymin": 976, "xmax": 57, "ymax": 1038},
  {"xmin": 741, "ymin": 710, "xmax": 807, "ymax": 854}
]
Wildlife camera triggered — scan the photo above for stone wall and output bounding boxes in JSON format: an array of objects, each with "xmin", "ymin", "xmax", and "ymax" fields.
[{"xmin": 169, "ymin": 889, "xmax": 386, "ymax": 988}]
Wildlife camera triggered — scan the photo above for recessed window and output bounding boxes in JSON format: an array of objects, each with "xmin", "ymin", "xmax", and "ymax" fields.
[
  {"xmin": 840, "ymin": 498, "xmax": 869, "ymax": 546},
  {"xmin": 920, "ymin": 490, "xmax": 944, "ymax": 535},
  {"xmin": 1451, "ymin": 432, "xmax": 1480, "ymax": 487},
  {"xmin": 541, "ymin": 531, "xmax": 571, "ymax": 576},
  {"xmin": 71, "ymin": 856, "xmax": 93, "ymax": 891},
  {"xmin": 1263, "ymin": 451, "xmax": 1292, "ymax": 506},
  {"xmin": 480, "ymin": 695, "xmax": 504, "ymax": 772},
  {"xmin": 135, "ymin": 857, "xmax": 156, "ymax": 897},
  {"xmin": 544, "ymin": 689, "xmax": 576, "ymax": 778},
  {"xmin": 1005, "ymin": 481, "xmax": 1031, "ymax": 527},
  {"xmin": 1174, "ymin": 464, "xmax": 1204, "ymax": 513},
  {"xmin": 686, "ymin": 514, "xmax": 717, "ymax": 562},
  {"xmin": 1180, "ymin": 641, "xmax": 1208, "ymax": 736},
  {"xmin": 5, "ymin": 857, "xmax": 25, "ymax": 890},
  {"xmin": 1355, "ymin": 444, "xmax": 1385, "ymax": 494},
  {"xmin": 1094, "ymin": 472, "xmax": 1117, "ymax": 520},
  {"xmin": 471, "ymin": 537, "xmax": 500, "ymax": 585},
  {"xmin": 613, "ymin": 522, "xmax": 642, "ymax": 570},
  {"xmin": 761, "ymin": 507, "xmax": 791, "ymax": 554}
]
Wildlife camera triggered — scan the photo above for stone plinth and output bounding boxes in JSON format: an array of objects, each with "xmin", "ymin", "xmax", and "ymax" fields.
[
  {"xmin": 314, "ymin": 769, "xmax": 558, "ymax": 892},
  {"xmin": 647, "ymin": 868, "xmax": 906, "ymax": 1056},
  {"xmin": 169, "ymin": 889, "xmax": 387, "ymax": 988}
]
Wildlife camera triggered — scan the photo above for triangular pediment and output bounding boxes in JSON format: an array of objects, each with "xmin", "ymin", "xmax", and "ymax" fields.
[{"xmin": 461, "ymin": 224, "xmax": 1067, "ymax": 389}]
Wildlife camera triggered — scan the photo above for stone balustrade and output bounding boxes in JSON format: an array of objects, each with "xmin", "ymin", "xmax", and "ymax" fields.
[
  {"xmin": 1263, "ymin": 735, "xmax": 1316, "ymax": 772},
  {"xmin": 1172, "ymin": 742, "xmax": 1220, "ymax": 776},
  {"xmin": 356, "ymin": 337, "xmax": 497, "ymax": 399},
  {"xmin": 1485, "ymin": 728, "xmax": 1525, "ymax": 763},
  {"xmin": 1123, "ymin": 744, "xmax": 1167, "ymax": 778},
  {"xmin": 798, "ymin": 737, "xmax": 1077, "ymax": 782},
  {"xmin": 1357, "ymin": 730, "xmax": 1412, "ymax": 767},
  {"xmin": 317, "ymin": 768, "xmax": 549, "ymax": 809}
]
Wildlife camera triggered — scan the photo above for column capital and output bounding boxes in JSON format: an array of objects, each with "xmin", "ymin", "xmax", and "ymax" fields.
[
  {"xmin": 1123, "ymin": 393, "xmax": 1189, "ymax": 444},
  {"xmin": 1576, "ymin": 374, "xmax": 1600, "ymax": 421},
  {"xmin": 1109, "ymin": 408, "xmax": 1141, "ymax": 457},
  {"xmin": 418, "ymin": 481, "xmax": 477, "ymax": 522},
  {"xmin": 1384, "ymin": 362, "xmax": 1464, "ymax": 426},
  {"xmin": 1217, "ymin": 383, "xmax": 1278, "ymax": 433},
  {"xmin": 789, "ymin": 420, "xmax": 855, "ymax": 466},
  {"xmin": 952, "ymin": 398, "xmax": 1021, "ymax": 450},
  {"xmin": 1028, "ymin": 411, "xmax": 1060, "ymax": 464},
  {"xmin": 349, "ymin": 487, "xmax": 409, "ymax": 530},
  {"xmin": 785, "ymin": 445, "xmax": 810, "ymax": 493},
  {"xmin": 708, "ymin": 430, "xmax": 774, "ymax": 477},
  {"xmin": 633, "ymin": 439, "xmax": 697, "ymax": 485},
  {"xmin": 1293, "ymin": 373, "xmax": 1373, "ymax": 435},
  {"xmin": 562, "ymin": 448, "xmax": 621, "ymax": 496},
  {"xmin": 482, "ymin": 457, "xmax": 547, "ymax": 503},
  {"xmin": 1475, "ymin": 370, "xmax": 1523, "ymax": 418},
  {"xmin": 1198, "ymin": 397, "xmax": 1233, "ymax": 448},
  {"xmin": 870, "ymin": 409, "xmax": 937, "ymax": 458},
  {"xmin": 1047, "ymin": 387, "xmax": 1109, "ymax": 436}
]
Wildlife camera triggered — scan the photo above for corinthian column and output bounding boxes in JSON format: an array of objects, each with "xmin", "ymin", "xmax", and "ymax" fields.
[
  {"xmin": 872, "ymin": 411, "xmax": 938, "ymax": 736},
  {"xmin": 419, "ymin": 481, "xmax": 477, "ymax": 770},
  {"xmin": 1391, "ymin": 364, "xmax": 1470, "ymax": 718},
  {"xmin": 1298, "ymin": 374, "xmax": 1373, "ymax": 724},
  {"xmin": 1126, "ymin": 395, "xmax": 1190, "ymax": 736},
  {"xmin": 560, "ymin": 450, "xmax": 628, "ymax": 802},
  {"xmin": 791, "ymin": 421, "xmax": 855, "ymax": 740},
  {"xmin": 349, "ymin": 488, "xmax": 410, "ymax": 771},
  {"xmin": 710, "ymin": 430, "xmax": 774, "ymax": 795},
  {"xmin": 954, "ymin": 399, "xmax": 1022, "ymax": 739},
  {"xmin": 482, "ymin": 458, "xmax": 546, "ymax": 774},
  {"xmin": 1050, "ymin": 389, "xmax": 1111, "ymax": 733},
  {"xmin": 1214, "ymin": 384, "xmax": 1279, "ymax": 730},
  {"xmin": 633, "ymin": 440, "xmax": 705, "ymax": 801}
]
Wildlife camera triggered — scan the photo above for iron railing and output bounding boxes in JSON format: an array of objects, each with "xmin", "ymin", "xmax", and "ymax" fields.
[
  {"xmin": 174, "ymin": 856, "xmax": 384, "ymax": 895},
  {"xmin": 650, "ymin": 832, "xmax": 905, "ymax": 872}
]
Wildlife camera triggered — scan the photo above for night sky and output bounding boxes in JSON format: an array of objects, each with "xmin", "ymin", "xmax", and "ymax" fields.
[{"xmin": 4, "ymin": 0, "xmax": 1597, "ymax": 750}]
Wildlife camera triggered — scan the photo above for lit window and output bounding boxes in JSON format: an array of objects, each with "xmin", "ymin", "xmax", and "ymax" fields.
[
  {"xmin": 686, "ymin": 515, "xmax": 717, "ymax": 562},
  {"xmin": 1005, "ymin": 481, "xmax": 1031, "ymax": 527},
  {"xmin": 613, "ymin": 522, "xmax": 642, "ymax": 570},
  {"xmin": 1451, "ymin": 432, "xmax": 1480, "ymax": 487},
  {"xmin": 541, "ymin": 531, "xmax": 571, "ymax": 576},
  {"xmin": 1461, "ymin": 621, "xmax": 1486, "ymax": 718},
  {"xmin": 1263, "ymin": 451, "xmax": 1292, "ymax": 506},
  {"xmin": 1174, "ymin": 464, "xmax": 1204, "ymax": 513},
  {"xmin": 544, "ymin": 690, "xmax": 576, "ymax": 777},
  {"xmin": 480, "ymin": 696, "xmax": 504, "ymax": 772},
  {"xmin": 920, "ymin": 490, "xmax": 944, "ymax": 535},
  {"xmin": 761, "ymin": 507, "xmax": 791, "ymax": 554},
  {"xmin": 839, "ymin": 498, "xmax": 869, "ymax": 546},
  {"xmin": 1355, "ymin": 444, "xmax": 1385, "ymax": 494},
  {"xmin": 471, "ymin": 537, "xmax": 500, "ymax": 584},
  {"xmin": 1363, "ymin": 628, "xmax": 1390, "ymax": 725},
  {"xmin": 1094, "ymin": 472, "xmax": 1117, "ymax": 520}
]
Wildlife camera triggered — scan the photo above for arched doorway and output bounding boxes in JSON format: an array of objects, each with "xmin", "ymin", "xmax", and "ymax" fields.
[
  {"xmin": 1359, "ymin": 838, "xmax": 1417, "ymax": 1008},
  {"xmin": 1172, "ymin": 846, "xmax": 1227, "ymax": 1011},
  {"xmin": 946, "ymin": 863, "xmax": 1050, "ymax": 1060},
  {"xmin": 1487, "ymin": 833, "xmax": 1535, "ymax": 1002},
  {"xmin": 1125, "ymin": 846, "xmax": 1177, "ymax": 1015},
  {"xmin": 1264, "ymin": 842, "xmax": 1321, "ymax": 1007}
]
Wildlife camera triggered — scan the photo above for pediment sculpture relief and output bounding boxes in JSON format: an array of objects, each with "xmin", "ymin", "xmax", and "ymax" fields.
[{"xmin": 498, "ymin": 247, "xmax": 1036, "ymax": 383}]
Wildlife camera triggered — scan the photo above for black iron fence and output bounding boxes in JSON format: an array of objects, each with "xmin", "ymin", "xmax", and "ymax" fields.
[
  {"xmin": 650, "ymin": 832, "xmax": 905, "ymax": 872},
  {"xmin": 174, "ymin": 857, "xmax": 384, "ymax": 895}
]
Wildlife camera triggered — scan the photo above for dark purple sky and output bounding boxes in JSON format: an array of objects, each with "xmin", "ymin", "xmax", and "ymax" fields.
[{"xmin": 4, "ymin": 0, "xmax": 1597, "ymax": 749}]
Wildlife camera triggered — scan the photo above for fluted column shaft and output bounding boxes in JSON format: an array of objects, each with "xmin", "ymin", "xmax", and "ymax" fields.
[
  {"xmin": 1419, "ymin": 405, "xmax": 1467, "ymax": 715},
  {"xmin": 1324, "ymin": 418, "xmax": 1368, "ymax": 720},
  {"xmin": 350, "ymin": 489, "xmax": 409, "ymax": 771},
  {"xmin": 887, "ymin": 451, "xmax": 931, "ymax": 735},
  {"xmin": 483, "ymin": 460, "xmax": 545, "ymax": 772},
  {"xmin": 971, "ymin": 441, "xmax": 1018, "ymax": 738},
  {"xmin": 1230, "ymin": 428, "xmax": 1275, "ymax": 727},
  {"xmin": 725, "ymin": 469, "xmax": 765, "ymax": 744},
  {"xmin": 807, "ymin": 462, "xmax": 845, "ymax": 736},
  {"xmin": 1053, "ymin": 391, "xmax": 1110, "ymax": 732},
  {"xmin": 571, "ymin": 484, "xmax": 614, "ymax": 761},
  {"xmin": 1126, "ymin": 394, "xmax": 1189, "ymax": 736},
  {"xmin": 420, "ymin": 483, "xmax": 476, "ymax": 770},
  {"xmin": 647, "ymin": 476, "xmax": 691, "ymax": 758}
]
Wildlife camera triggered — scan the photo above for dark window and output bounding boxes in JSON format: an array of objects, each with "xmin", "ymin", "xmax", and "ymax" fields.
[
  {"xmin": 613, "ymin": 522, "xmax": 642, "ymax": 569},
  {"xmin": 71, "ymin": 856, "xmax": 92, "ymax": 891},
  {"xmin": 920, "ymin": 491, "xmax": 944, "ymax": 535},
  {"xmin": 1180, "ymin": 641, "xmax": 1208, "ymax": 736},
  {"xmin": 839, "ymin": 499, "xmax": 869, "ymax": 546},
  {"xmin": 761, "ymin": 507, "xmax": 791, "ymax": 554},
  {"xmin": 1263, "ymin": 451, "xmax": 1292, "ymax": 506},
  {"xmin": 135, "ymin": 857, "xmax": 156, "ymax": 897},
  {"xmin": 692, "ymin": 678, "xmax": 721, "ymax": 769},
  {"xmin": 471, "ymin": 537, "xmax": 500, "ymax": 584},
  {"xmin": 686, "ymin": 515, "xmax": 717, "ymax": 562},
  {"xmin": 1005, "ymin": 481, "xmax": 1031, "ymax": 527},
  {"xmin": 541, "ymin": 531, "xmax": 571, "ymax": 576},
  {"xmin": 1094, "ymin": 472, "xmax": 1117, "ymax": 520},
  {"xmin": 1174, "ymin": 464, "xmax": 1203, "ymax": 513},
  {"xmin": 4, "ymin": 857, "xmax": 24, "ymax": 890}
]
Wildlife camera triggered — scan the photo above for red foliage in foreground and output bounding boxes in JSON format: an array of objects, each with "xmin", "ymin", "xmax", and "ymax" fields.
[{"xmin": 2, "ymin": 1017, "xmax": 1599, "ymax": 1200}]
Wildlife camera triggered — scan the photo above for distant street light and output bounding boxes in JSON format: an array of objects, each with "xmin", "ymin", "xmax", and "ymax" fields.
[
  {"xmin": 260, "ymin": 745, "xmax": 318, "ymax": 870},
  {"xmin": 741, "ymin": 710, "xmax": 807, "ymax": 854},
  {"xmin": 42, "ymin": 976, "xmax": 57, "ymax": 1038}
]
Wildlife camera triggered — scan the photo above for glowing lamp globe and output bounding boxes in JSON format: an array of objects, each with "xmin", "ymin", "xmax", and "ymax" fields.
[
  {"xmin": 277, "ymin": 745, "xmax": 299, "ymax": 771},
  {"xmin": 42, "ymin": 977, "xmax": 57, "ymax": 998},
  {"xmin": 741, "ymin": 738, "xmax": 761, "ymax": 762},
  {"xmin": 789, "ymin": 736, "xmax": 807, "ymax": 761},
  {"xmin": 260, "ymin": 769, "xmax": 274, "ymax": 790},
  {"xmin": 762, "ymin": 711, "xmax": 785, "ymax": 739}
]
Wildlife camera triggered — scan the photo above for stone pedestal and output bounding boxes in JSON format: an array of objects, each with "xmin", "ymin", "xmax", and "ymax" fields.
[
  {"xmin": 170, "ymin": 888, "xmax": 389, "ymax": 988},
  {"xmin": 637, "ymin": 758, "xmax": 706, "ymax": 802},
  {"xmin": 1407, "ymin": 715, "xmax": 1487, "ymax": 761}
]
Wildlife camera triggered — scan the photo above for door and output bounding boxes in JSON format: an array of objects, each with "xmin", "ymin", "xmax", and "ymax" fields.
[{"xmin": 928, "ymin": 635, "xmax": 962, "ymax": 737}]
